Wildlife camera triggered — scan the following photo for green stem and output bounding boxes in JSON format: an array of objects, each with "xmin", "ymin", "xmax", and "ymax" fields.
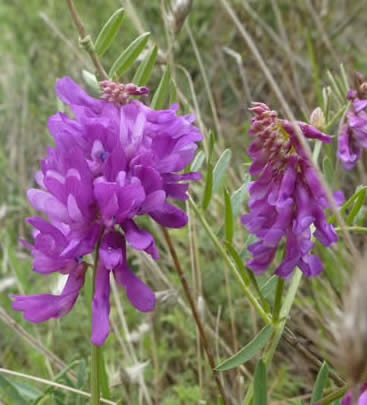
[
  {"xmin": 335, "ymin": 226, "xmax": 367, "ymax": 233},
  {"xmin": 189, "ymin": 195, "xmax": 271, "ymax": 325},
  {"xmin": 91, "ymin": 228, "xmax": 105, "ymax": 405},
  {"xmin": 272, "ymin": 277, "xmax": 284, "ymax": 323},
  {"xmin": 242, "ymin": 269, "xmax": 303, "ymax": 405}
]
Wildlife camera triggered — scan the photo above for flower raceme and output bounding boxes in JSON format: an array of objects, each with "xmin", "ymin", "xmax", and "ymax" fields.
[
  {"xmin": 10, "ymin": 77, "xmax": 202, "ymax": 345},
  {"xmin": 337, "ymin": 72, "xmax": 367, "ymax": 170},
  {"xmin": 242, "ymin": 103, "xmax": 343, "ymax": 279}
]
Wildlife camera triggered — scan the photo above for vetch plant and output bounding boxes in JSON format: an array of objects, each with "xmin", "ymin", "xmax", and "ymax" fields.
[{"xmin": 4, "ymin": 1, "xmax": 367, "ymax": 405}]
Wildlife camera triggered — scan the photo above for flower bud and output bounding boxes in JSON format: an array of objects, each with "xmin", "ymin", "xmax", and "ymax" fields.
[{"xmin": 310, "ymin": 107, "xmax": 325, "ymax": 130}]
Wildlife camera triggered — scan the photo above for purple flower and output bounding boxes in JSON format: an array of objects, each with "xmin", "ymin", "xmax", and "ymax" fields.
[
  {"xmin": 11, "ymin": 77, "xmax": 202, "ymax": 345},
  {"xmin": 337, "ymin": 72, "xmax": 367, "ymax": 169},
  {"xmin": 242, "ymin": 103, "xmax": 342, "ymax": 279}
]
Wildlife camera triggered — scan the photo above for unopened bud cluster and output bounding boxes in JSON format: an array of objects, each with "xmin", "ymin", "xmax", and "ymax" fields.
[{"xmin": 100, "ymin": 80, "xmax": 149, "ymax": 105}]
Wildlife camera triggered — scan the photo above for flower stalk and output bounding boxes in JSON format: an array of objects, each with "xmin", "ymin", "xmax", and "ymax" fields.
[{"xmin": 91, "ymin": 228, "xmax": 105, "ymax": 405}]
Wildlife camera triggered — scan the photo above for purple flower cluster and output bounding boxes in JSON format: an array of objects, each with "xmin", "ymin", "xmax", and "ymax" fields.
[
  {"xmin": 242, "ymin": 103, "xmax": 342, "ymax": 279},
  {"xmin": 10, "ymin": 77, "xmax": 202, "ymax": 345},
  {"xmin": 338, "ymin": 72, "xmax": 367, "ymax": 169}
]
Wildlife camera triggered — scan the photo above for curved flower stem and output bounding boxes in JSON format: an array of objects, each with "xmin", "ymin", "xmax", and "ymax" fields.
[
  {"xmin": 189, "ymin": 195, "xmax": 272, "ymax": 325},
  {"xmin": 64, "ymin": 0, "xmax": 108, "ymax": 80},
  {"xmin": 160, "ymin": 226, "xmax": 229, "ymax": 405},
  {"xmin": 91, "ymin": 228, "xmax": 105, "ymax": 405}
]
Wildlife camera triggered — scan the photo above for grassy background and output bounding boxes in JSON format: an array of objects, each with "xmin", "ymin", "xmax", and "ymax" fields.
[{"xmin": 1, "ymin": 0, "xmax": 367, "ymax": 404}]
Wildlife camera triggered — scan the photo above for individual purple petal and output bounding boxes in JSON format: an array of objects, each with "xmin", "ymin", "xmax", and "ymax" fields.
[
  {"xmin": 114, "ymin": 263, "xmax": 155, "ymax": 312},
  {"xmin": 297, "ymin": 254, "xmax": 322, "ymax": 277},
  {"xmin": 99, "ymin": 231, "xmax": 124, "ymax": 269},
  {"xmin": 121, "ymin": 219, "xmax": 159, "ymax": 259},
  {"xmin": 91, "ymin": 264, "xmax": 111, "ymax": 346},
  {"xmin": 55, "ymin": 76, "xmax": 104, "ymax": 114},
  {"xmin": 150, "ymin": 202, "xmax": 188, "ymax": 228},
  {"xmin": 10, "ymin": 263, "xmax": 86, "ymax": 322}
]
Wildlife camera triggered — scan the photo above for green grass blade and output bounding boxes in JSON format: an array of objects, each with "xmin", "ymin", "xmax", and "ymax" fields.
[
  {"xmin": 216, "ymin": 325, "xmax": 273, "ymax": 371},
  {"xmin": 95, "ymin": 8, "xmax": 125, "ymax": 56},
  {"xmin": 109, "ymin": 32, "xmax": 150, "ymax": 77}
]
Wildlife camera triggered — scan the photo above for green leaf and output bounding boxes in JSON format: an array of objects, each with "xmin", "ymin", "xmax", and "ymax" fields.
[
  {"xmin": 213, "ymin": 149, "xmax": 232, "ymax": 193},
  {"xmin": 328, "ymin": 186, "xmax": 367, "ymax": 223},
  {"xmin": 224, "ymin": 188, "xmax": 234, "ymax": 242},
  {"xmin": 132, "ymin": 45, "xmax": 158, "ymax": 86},
  {"xmin": 0, "ymin": 374, "xmax": 27, "ymax": 405},
  {"xmin": 260, "ymin": 275, "xmax": 278, "ymax": 300},
  {"xmin": 202, "ymin": 162, "xmax": 213, "ymax": 210},
  {"xmin": 347, "ymin": 188, "xmax": 366, "ymax": 225},
  {"xmin": 216, "ymin": 325, "xmax": 273, "ymax": 371},
  {"xmin": 191, "ymin": 151, "xmax": 205, "ymax": 172},
  {"xmin": 109, "ymin": 32, "xmax": 150, "ymax": 77},
  {"xmin": 254, "ymin": 360, "xmax": 267, "ymax": 405},
  {"xmin": 82, "ymin": 70, "xmax": 100, "ymax": 96},
  {"xmin": 95, "ymin": 8, "xmax": 125, "ymax": 56},
  {"xmin": 311, "ymin": 362, "xmax": 329, "ymax": 404},
  {"xmin": 151, "ymin": 66, "xmax": 171, "ymax": 110},
  {"xmin": 231, "ymin": 175, "xmax": 250, "ymax": 217}
]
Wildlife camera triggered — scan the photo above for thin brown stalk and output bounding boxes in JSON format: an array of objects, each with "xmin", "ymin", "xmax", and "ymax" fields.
[
  {"xmin": 160, "ymin": 226, "xmax": 229, "ymax": 405},
  {"xmin": 64, "ymin": 0, "xmax": 108, "ymax": 80}
]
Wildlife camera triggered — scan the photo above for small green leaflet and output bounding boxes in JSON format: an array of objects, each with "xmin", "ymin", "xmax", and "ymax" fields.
[
  {"xmin": 95, "ymin": 8, "xmax": 125, "ymax": 56},
  {"xmin": 151, "ymin": 66, "xmax": 171, "ymax": 110},
  {"xmin": 311, "ymin": 362, "xmax": 329, "ymax": 404},
  {"xmin": 216, "ymin": 324, "xmax": 273, "ymax": 371},
  {"xmin": 132, "ymin": 45, "xmax": 158, "ymax": 86},
  {"xmin": 109, "ymin": 32, "xmax": 150, "ymax": 77},
  {"xmin": 231, "ymin": 175, "xmax": 250, "ymax": 217},
  {"xmin": 82, "ymin": 70, "xmax": 100, "ymax": 96},
  {"xmin": 191, "ymin": 151, "xmax": 205, "ymax": 172},
  {"xmin": 212, "ymin": 149, "xmax": 232, "ymax": 193}
]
